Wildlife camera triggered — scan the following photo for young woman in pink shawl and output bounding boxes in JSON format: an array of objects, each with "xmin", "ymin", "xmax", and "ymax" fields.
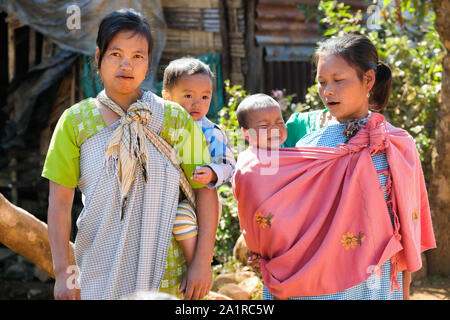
[{"xmin": 232, "ymin": 34, "xmax": 436, "ymax": 300}]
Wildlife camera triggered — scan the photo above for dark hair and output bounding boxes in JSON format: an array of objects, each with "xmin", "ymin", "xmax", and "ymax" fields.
[
  {"xmin": 314, "ymin": 33, "xmax": 392, "ymax": 111},
  {"xmin": 163, "ymin": 57, "xmax": 214, "ymax": 90},
  {"xmin": 236, "ymin": 94, "xmax": 281, "ymax": 129},
  {"xmin": 96, "ymin": 8, "xmax": 153, "ymax": 70}
]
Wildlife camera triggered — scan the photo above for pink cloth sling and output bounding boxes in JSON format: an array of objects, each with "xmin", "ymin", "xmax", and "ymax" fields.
[{"xmin": 232, "ymin": 113, "xmax": 436, "ymax": 298}]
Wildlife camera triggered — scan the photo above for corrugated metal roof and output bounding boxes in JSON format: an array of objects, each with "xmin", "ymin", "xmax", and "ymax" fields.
[
  {"xmin": 255, "ymin": 0, "xmax": 369, "ymax": 61},
  {"xmin": 164, "ymin": 7, "xmax": 221, "ymax": 32}
]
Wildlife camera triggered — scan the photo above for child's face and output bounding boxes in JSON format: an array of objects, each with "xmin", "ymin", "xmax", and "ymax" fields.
[
  {"xmin": 96, "ymin": 30, "xmax": 149, "ymax": 97},
  {"xmin": 163, "ymin": 73, "xmax": 213, "ymax": 121},
  {"xmin": 316, "ymin": 54, "xmax": 374, "ymax": 123},
  {"xmin": 242, "ymin": 106, "xmax": 287, "ymax": 149}
]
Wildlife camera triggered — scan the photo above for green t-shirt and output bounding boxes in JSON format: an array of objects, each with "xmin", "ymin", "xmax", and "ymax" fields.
[
  {"xmin": 42, "ymin": 97, "xmax": 211, "ymax": 189},
  {"xmin": 282, "ymin": 109, "xmax": 329, "ymax": 148}
]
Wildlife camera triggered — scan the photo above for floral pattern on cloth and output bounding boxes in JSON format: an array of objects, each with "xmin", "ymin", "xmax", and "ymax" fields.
[
  {"xmin": 412, "ymin": 208, "xmax": 419, "ymax": 221},
  {"xmin": 341, "ymin": 232, "xmax": 366, "ymax": 250},
  {"xmin": 255, "ymin": 212, "xmax": 274, "ymax": 228}
]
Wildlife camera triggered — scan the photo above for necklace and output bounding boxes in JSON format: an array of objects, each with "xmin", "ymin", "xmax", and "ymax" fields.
[{"xmin": 342, "ymin": 119, "xmax": 361, "ymax": 143}]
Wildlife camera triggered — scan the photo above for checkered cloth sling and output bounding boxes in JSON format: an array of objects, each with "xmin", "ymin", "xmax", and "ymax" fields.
[{"xmin": 97, "ymin": 91, "xmax": 196, "ymax": 220}]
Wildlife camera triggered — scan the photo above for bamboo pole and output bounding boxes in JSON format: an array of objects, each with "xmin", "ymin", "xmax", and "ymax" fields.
[{"xmin": 0, "ymin": 192, "xmax": 75, "ymax": 279}]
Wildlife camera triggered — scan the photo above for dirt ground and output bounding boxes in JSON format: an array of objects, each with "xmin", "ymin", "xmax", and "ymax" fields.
[
  {"xmin": 0, "ymin": 278, "xmax": 448, "ymax": 300},
  {"xmin": 1, "ymin": 246, "xmax": 448, "ymax": 300},
  {"xmin": 410, "ymin": 275, "xmax": 450, "ymax": 300}
]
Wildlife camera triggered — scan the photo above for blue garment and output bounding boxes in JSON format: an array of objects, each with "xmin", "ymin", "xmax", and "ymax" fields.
[
  {"xmin": 195, "ymin": 117, "xmax": 236, "ymax": 188},
  {"xmin": 263, "ymin": 117, "xmax": 403, "ymax": 300}
]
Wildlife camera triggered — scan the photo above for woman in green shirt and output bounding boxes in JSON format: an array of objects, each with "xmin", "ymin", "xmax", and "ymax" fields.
[
  {"xmin": 42, "ymin": 9, "xmax": 218, "ymax": 300},
  {"xmin": 282, "ymin": 108, "xmax": 334, "ymax": 147}
]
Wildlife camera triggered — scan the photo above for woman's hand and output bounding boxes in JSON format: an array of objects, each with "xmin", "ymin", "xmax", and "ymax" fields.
[
  {"xmin": 54, "ymin": 270, "xmax": 81, "ymax": 300},
  {"xmin": 246, "ymin": 250, "xmax": 262, "ymax": 274},
  {"xmin": 178, "ymin": 258, "xmax": 212, "ymax": 300}
]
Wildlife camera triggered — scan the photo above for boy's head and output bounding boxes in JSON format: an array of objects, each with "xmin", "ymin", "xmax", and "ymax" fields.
[
  {"xmin": 162, "ymin": 57, "xmax": 214, "ymax": 121},
  {"xmin": 236, "ymin": 94, "xmax": 287, "ymax": 149}
]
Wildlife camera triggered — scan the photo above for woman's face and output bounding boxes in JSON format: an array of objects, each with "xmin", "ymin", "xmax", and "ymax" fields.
[
  {"xmin": 316, "ymin": 54, "xmax": 374, "ymax": 123},
  {"xmin": 96, "ymin": 30, "xmax": 149, "ymax": 97}
]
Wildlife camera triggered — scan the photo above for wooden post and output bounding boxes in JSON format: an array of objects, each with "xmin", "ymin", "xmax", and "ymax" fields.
[
  {"xmin": 7, "ymin": 21, "xmax": 15, "ymax": 83},
  {"xmin": 429, "ymin": 0, "xmax": 450, "ymax": 276},
  {"xmin": 219, "ymin": 0, "xmax": 230, "ymax": 83},
  {"xmin": 0, "ymin": 192, "xmax": 75, "ymax": 279},
  {"xmin": 245, "ymin": 0, "xmax": 263, "ymax": 94},
  {"xmin": 42, "ymin": 36, "xmax": 53, "ymax": 61},
  {"xmin": 70, "ymin": 65, "xmax": 76, "ymax": 106},
  {"xmin": 9, "ymin": 154, "xmax": 18, "ymax": 205},
  {"xmin": 29, "ymin": 28, "xmax": 36, "ymax": 68}
]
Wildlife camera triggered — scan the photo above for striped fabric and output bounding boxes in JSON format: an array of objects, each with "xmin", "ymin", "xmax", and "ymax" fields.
[
  {"xmin": 173, "ymin": 200, "xmax": 198, "ymax": 241},
  {"xmin": 262, "ymin": 114, "xmax": 403, "ymax": 300},
  {"xmin": 171, "ymin": 117, "xmax": 236, "ymax": 241}
]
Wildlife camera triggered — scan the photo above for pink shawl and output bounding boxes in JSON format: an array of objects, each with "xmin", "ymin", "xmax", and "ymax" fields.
[{"xmin": 232, "ymin": 113, "xmax": 436, "ymax": 298}]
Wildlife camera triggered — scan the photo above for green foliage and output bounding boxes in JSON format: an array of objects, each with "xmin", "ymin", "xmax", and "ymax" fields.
[
  {"xmin": 214, "ymin": 183, "xmax": 241, "ymax": 262},
  {"xmin": 271, "ymin": 89, "xmax": 311, "ymax": 122},
  {"xmin": 214, "ymin": 80, "xmax": 247, "ymax": 262},
  {"xmin": 301, "ymin": 0, "xmax": 444, "ymax": 183},
  {"xmin": 217, "ymin": 80, "xmax": 247, "ymax": 158}
]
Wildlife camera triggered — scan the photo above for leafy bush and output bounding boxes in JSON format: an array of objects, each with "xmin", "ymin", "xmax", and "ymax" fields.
[{"xmin": 214, "ymin": 80, "xmax": 247, "ymax": 262}]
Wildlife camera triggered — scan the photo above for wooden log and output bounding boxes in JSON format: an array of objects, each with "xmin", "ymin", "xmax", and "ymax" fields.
[{"xmin": 0, "ymin": 192, "xmax": 75, "ymax": 279}]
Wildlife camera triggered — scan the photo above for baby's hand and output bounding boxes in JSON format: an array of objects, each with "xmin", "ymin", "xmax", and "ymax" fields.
[
  {"xmin": 246, "ymin": 250, "xmax": 261, "ymax": 274},
  {"xmin": 191, "ymin": 166, "xmax": 217, "ymax": 185}
]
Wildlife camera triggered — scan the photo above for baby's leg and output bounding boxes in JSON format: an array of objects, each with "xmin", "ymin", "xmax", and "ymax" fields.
[{"xmin": 173, "ymin": 200, "xmax": 198, "ymax": 266}]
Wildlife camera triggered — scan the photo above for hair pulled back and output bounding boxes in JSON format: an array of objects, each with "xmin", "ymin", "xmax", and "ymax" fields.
[{"xmin": 314, "ymin": 33, "xmax": 392, "ymax": 111}]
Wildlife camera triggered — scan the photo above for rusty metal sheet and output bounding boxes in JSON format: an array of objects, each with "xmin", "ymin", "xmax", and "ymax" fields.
[
  {"xmin": 255, "ymin": 32, "xmax": 322, "ymax": 46},
  {"xmin": 256, "ymin": 3, "xmax": 305, "ymax": 21},
  {"xmin": 255, "ymin": 0, "xmax": 368, "ymax": 61},
  {"xmin": 256, "ymin": 20, "xmax": 318, "ymax": 32},
  {"xmin": 265, "ymin": 45, "xmax": 316, "ymax": 61},
  {"xmin": 258, "ymin": 0, "xmax": 367, "ymax": 8}
]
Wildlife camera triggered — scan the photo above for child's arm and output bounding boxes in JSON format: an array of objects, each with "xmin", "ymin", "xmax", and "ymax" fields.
[
  {"xmin": 191, "ymin": 166, "xmax": 217, "ymax": 185},
  {"xmin": 178, "ymin": 187, "xmax": 219, "ymax": 300},
  {"xmin": 191, "ymin": 125, "xmax": 236, "ymax": 187}
]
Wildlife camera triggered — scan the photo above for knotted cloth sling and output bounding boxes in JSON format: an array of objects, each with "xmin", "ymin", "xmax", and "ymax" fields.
[
  {"xmin": 232, "ymin": 113, "xmax": 436, "ymax": 298},
  {"xmin": 97, "ymin": 90, "xmax": 196, "ymax": 220}
]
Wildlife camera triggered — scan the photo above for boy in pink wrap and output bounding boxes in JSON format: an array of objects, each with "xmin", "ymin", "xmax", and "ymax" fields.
[{"xmin": 232, "ymin": 34, "xmax": 436, "ymax": 300}]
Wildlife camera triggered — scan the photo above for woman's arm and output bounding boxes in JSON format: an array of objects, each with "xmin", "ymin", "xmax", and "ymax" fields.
[
  {"xmin": 47, "ymin": 181, "xmax": 80, "ymax": 300},
  {"xmin": 179, "ymin": 187, "xmax": 219, "ymax": 300}
]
